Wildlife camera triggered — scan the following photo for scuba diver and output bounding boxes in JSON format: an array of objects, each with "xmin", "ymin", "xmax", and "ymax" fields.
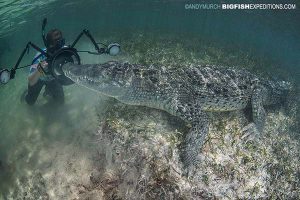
[
  {"xmin": 1, "ymin": 18, "xmax": 120, "ymax": 98},
  {"xmin": 24, "ymin": 29, "xmax": 66, "ymax": 105}
]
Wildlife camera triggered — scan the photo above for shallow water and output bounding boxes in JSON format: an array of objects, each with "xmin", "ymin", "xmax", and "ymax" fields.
[{"xmin": 0, "ymin": 0, "xmax": 300, "ymax": 199}]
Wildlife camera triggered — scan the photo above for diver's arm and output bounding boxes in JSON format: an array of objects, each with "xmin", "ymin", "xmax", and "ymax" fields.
[
  {"xmin": 28, "ymin": 62, "xmax": 48, "ymax": 86},
  {"xmin": 28, "ymin": 69, "xmax": 42, "ymax": 86}
]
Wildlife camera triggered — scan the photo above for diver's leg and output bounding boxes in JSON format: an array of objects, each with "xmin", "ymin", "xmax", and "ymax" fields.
[
  {"xmin": 25, "ymin": 80, "xmax": 44, "ymax": 105},
  {"xmin": 45, "ymin": 80, "xmax": 64, "ymax": 104}
]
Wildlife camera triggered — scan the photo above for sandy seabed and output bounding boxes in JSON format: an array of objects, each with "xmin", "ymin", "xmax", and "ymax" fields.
[{"xmin": 2, "ymin": 33, "xmax": 300, "ymax": 200}]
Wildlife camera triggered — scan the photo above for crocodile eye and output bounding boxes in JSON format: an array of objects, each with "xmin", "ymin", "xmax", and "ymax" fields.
[
  {"xmin": 214, "ymin": 88, "xmax": 221, "ymax": 95},
  {"xmin": 149, "ymin": 76, "xmax": 158, "ymax": 83},
  {"xmin": 114, "ymin": 66, "xmax": 123, "ymax": 72},
  {"xmin": 133, "ymin": 69, "xmax": 140, "ymax": 76},
  {"xmin": 238, "ymin": 85, "xmax": 247, "ymax": 90}
]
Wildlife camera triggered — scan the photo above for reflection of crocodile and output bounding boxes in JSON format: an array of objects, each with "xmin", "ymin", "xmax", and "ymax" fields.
[{"xmin": 63, "ymin": 61, "xmax": 290, "ymax": 171}]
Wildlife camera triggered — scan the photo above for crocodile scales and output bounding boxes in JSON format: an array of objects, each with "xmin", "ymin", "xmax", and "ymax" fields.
[{"xmin": 63, "ymin": 61, "xmax": 290, "ymax": 171}]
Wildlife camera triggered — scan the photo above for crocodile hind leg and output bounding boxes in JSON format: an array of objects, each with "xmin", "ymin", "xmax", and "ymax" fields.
[
  {"xmin": 242, "ymin": 87, "xmax": 267, "ymax": 139},
  {"xmin": 176, "ymin": 102, "xmax": 209, "ymax": 174},
  {"xmin": 251, "ymin": 87, "xmax": 267, "ymax": 131}
]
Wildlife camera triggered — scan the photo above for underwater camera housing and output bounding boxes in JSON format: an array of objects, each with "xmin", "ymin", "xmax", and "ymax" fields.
[
  {"xmin": 48, "ymin": 47, "xmax": 81, "ymax": 85},
  {"xmin": 0, "ymin": 18, "xmax": 121, "ymax": 85}
]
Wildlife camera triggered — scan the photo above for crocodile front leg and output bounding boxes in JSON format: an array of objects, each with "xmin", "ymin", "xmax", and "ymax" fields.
[{"xmin": 175, "ymin": 102, "xmax": 209, "ymax": 173}]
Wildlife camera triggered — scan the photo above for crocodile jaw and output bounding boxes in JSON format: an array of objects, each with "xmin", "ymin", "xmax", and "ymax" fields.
[{"xmin": 62, "ymin": 62, "xmax": 127, "ymax": 97}]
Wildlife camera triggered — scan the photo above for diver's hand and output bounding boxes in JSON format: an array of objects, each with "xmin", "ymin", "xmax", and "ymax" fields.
[
  {"xmin": 40, "ymin": 61, "xmax": 48, "ymax": 70},
  {"xmin": 28, "ymin": 61, "xmax": 49, "ymax": 86},
  {"xmin": 37, "ymin": 61, "xmax": 48, "ymax": 75}
]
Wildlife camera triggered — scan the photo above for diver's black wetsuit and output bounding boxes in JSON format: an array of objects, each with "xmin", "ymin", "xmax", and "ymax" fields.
[
  {"xmin": 23, "ymin": 28, "xmax": 66, "ymax": 105},
  {"xmin": 25, "ymin": 79, "xmax": 64, "ymax": 105}
]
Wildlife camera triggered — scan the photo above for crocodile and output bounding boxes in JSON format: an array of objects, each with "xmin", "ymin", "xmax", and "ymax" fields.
[{"xmin": 62, "ymin": 61, "xmax": 290, "ymax": 171}]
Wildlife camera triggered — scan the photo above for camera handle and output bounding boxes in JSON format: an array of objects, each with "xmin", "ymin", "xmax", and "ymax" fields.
[{"xmin": 10, "ymin": 42, "xmax": 51, "ymax": 79}]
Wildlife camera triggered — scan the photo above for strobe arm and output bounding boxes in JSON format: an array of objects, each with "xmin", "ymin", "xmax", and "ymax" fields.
[
  {"xmin": 71, "ymin": 29, "xmax": 105, "ymax": 54},
  {"xmin": 10, "ymin": 42, "xmax": 51, "ymax": 79}
]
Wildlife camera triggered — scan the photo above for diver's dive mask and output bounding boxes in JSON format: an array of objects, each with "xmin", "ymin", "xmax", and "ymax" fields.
[{"xmin": 48, "ymin": 38, "xmax": 65, "ymax": 53}]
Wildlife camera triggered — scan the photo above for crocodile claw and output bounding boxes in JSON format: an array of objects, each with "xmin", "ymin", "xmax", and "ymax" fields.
[{"xmin": 241, "ymin": 123, "xmax": 260, "ymax": 141}]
